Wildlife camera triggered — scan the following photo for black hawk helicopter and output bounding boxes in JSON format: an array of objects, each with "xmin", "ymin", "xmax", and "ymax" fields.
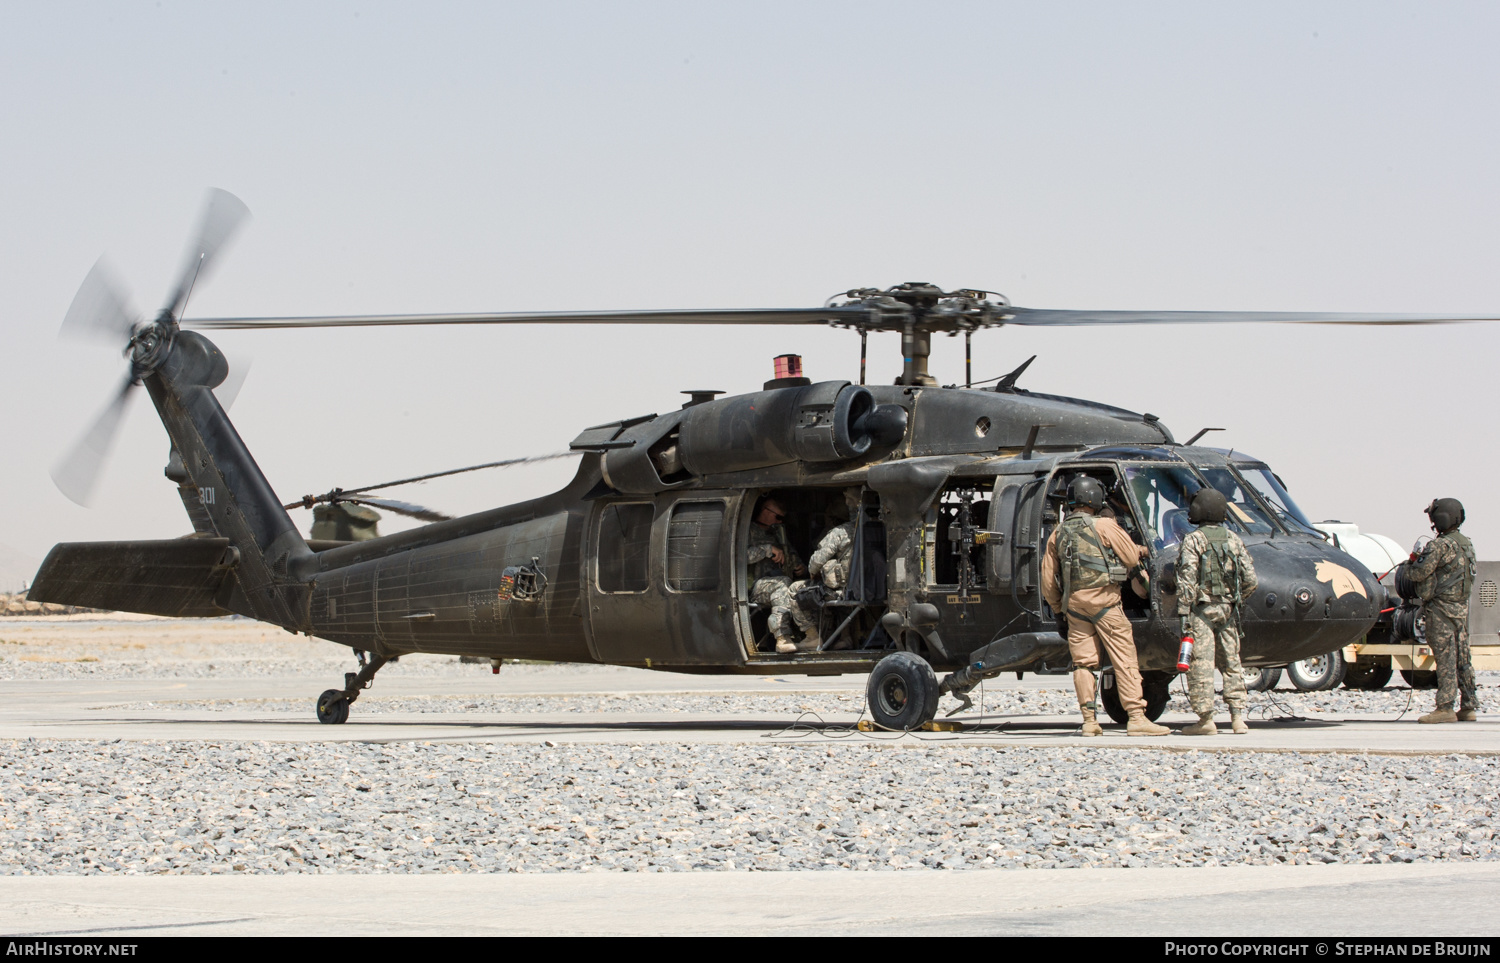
[{"xmin": 31, "ymin": 190, "xmax": 1499, "ymax": 729}]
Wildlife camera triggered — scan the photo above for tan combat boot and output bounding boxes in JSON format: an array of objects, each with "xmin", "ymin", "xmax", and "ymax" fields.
[
  {"xmin": 1078, "ymin": 705, "xmax": 1104, "ymax": 737},
  {"xmin": 1180, "ymin": 714, "xmax": 1217, "ymax": 736},
  {"xmin": 1126, "ymin": 711, "xmax": 1170, "ymax": 736},
  {"xmin": 797, "ymin": 631, "xmax": 822, "ymax": 652},
  {"xmin": 1457, "ymin": 704, "xmax": 1478, "ymax": 722},
  {"xmin": 1418, "ymin": 708, "xmax": 1458, "ymax": 724},
  {"xmin": 774, "ymin": 636, "xmax": 798, "ymax": 654},
  {"xmin": 1230, "ymin": 714, "xmax": 1249, "ymax": 734}
]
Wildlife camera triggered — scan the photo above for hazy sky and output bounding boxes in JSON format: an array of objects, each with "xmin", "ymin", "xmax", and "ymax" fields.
[{"xmin": 3, "ymin": 1, "xmax": 1499, "ymax": 575}]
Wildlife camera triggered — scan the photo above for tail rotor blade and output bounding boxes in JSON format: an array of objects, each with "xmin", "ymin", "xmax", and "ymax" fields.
[
  {"xmin": 213, "ymin": 354, "xmax": 252, "ymax": 410},
  {"xmin": 60, "ymin": 257, "xmax": 138, "ymax": 344},
  {"xmin": 161, "ymin": 188, "xmax": 251, "ymax": 320},
  {"xmin": 51, "ymin": 376, "xmax": 139, "ymax": 507}
]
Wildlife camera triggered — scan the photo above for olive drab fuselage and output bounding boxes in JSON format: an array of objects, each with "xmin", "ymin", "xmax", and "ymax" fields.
[{"xmin": 29, "ymin": 335, "xmax": 1389, "ymax": 679}]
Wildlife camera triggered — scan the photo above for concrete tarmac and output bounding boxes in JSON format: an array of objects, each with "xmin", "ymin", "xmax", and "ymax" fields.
[
  {"xmin": 2, "ymin": 865, "xmax": 1498, "ymax": 936},
  {"xmin": 1, "ymin": 664, "xmax": 1494, "ymax": 753}
]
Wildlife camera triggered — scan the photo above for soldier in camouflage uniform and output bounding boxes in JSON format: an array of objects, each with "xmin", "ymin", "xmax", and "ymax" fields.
[
  {"xmin": 748, "ymin": 496, "xmax": 815, "ymax": 654},
  {"xmin": 786, "ymin": 489, "xmax": 863, "ymax": 651},
  {"xmin": 1405, "ymin": 498, "xmax": 1479, "ymax": 724},
  {"xmin": 1175, "ymin": 488, "xmax": 1258, "ymax": 736}
]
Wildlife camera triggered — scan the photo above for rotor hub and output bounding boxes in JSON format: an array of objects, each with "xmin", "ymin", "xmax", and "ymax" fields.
[{"xmin": 127, "ymin": 314, "xmax": 176, "ymax": 375}]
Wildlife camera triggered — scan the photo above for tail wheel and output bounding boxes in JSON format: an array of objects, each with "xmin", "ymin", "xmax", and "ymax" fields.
[
  {"xmin": 865, "ymin": 652, "xmax": 939, "ymax": 730},
  {"xmin": 1343, "ymin": 661, "xmax": 1393, "ymax": 690},
  {"xmin": 1287, "ymin": 651, "xmax": 1346, "ymax": 691},
  {"xmin": 316, "ymin": 689, "xmax": 350, "ymax": 725}
]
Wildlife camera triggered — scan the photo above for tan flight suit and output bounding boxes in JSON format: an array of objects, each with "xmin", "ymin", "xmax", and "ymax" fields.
[{"xmin": 1041, "ymin": 511, "xmax": 1150, "ymax": 716}]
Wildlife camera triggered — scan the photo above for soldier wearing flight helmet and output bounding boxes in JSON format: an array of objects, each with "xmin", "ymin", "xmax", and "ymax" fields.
[
  {"xmin": 1041, "ymin": 475, "xmax": 1166, "ymax": 736},
  {"xmin": 1176, "ymin": 488, "xmax": 1258, "ymax": 736},
  {"xmin": 1406, "ymin": 498, "xmax": 1479, "ymax": 724}
]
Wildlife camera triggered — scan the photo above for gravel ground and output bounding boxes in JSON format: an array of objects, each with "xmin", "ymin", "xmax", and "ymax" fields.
[{"xmin": 0, "ymin": 741, "xmax": 1494, "ymax": 875}]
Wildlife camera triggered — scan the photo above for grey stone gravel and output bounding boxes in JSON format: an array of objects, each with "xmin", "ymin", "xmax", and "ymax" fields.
[{"xmin": 0, "ymin": 741, "xmax": 1495, "ymax": 875}]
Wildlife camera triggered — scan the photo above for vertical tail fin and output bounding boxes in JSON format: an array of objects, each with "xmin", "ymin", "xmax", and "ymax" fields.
[{"xmin": 144, "ymin": 328, "xmax": 312, "ymax": 628}]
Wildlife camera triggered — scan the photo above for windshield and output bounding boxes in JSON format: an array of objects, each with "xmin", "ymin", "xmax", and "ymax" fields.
[
  {"xmin": 1125, "ymin": 464, "xmax": 1209, "ymax": 549},
  {"xmin": 1197, "ymin": 467, "xmax": 1277, "ymax": 536},
  {"xmin": 1238, "ymin": 465, "xmax": 1321, "ymax": 536}
]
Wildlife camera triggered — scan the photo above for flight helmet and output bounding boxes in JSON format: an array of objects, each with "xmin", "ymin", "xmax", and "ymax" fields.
[
  {"xmin": 1188, "ymin": 488, "xmax": 1229, "ymax": 525},
  {"xmin": 1066, "ymin": 475, "xmax": 1106, "ymax": 513},
  {"xmin": 1426, "ymin": 498, "xmax": 1465, "ymax": 533}
]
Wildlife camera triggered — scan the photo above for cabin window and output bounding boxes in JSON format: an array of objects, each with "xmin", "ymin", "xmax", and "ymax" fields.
[
  {"xmin": 597, "ymin": 503, "xmax": 654, "ymax": 592},
  {"xmin": 666, "ymin": 501, "xmax": 725, "ymax": 592}
]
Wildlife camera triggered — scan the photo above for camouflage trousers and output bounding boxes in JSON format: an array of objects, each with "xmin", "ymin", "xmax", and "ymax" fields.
[
  {"xmin": 751, "ymin": 577, "xmax": 817, "ymax": 642},
  {"xmin": 1185, "ymin": 602, "xmax": 1246, "ymax": 716},
  {"xmin": 1426, "ymin": 599, "xmax": 1478, "ymax": 711}
]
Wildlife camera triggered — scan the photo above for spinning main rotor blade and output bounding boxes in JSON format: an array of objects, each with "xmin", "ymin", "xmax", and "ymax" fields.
[
  {"xmin": 160, "ymin": 188, "xmax": 251, "ymax": 321},
  {"xmin": 60, "ymin": 258, "xmax": 138, "ymax": 344},
  {"xmin": 185, "ymin": 306, "xmax": 870, "ymax": 330},
  {"xmin": 998, "ymin": 308, "xmax": 1500, "ymax": 326},
  {"xmin": 51, "ymin": 375, "xmax": 139, "ymax": 507}
]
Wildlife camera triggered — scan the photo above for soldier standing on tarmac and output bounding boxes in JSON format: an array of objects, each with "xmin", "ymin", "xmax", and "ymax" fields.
[
  {"xmin": 1176, "ymin": 489, "xmax": 1258, "ymax": 736},
  {"xmin": 1405, "ymin": 498, "xmax": 1479, "ymax": 724},
  {"xmin": 1041, "ymin": 475, "xmax": 1168, "ymax": 737}
]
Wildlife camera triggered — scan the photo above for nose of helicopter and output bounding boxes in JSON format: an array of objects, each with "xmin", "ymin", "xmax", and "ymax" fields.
[{"xmin": 1234, "ymin": 535, "xmax": 1385, "ymax": 664}]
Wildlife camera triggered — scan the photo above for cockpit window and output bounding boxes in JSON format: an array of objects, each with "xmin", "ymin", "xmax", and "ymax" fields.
[
  {"xmin": 1124, "ymin": 465, "xmax": 1207, "ymax": 549},
  {"xmin": 1197, "ymin": 467, "xmax": 1277, "ymax": 536},
  {"xmin": 1238, "ymin": 465, "xmax": 1321, "ymax": 536}
]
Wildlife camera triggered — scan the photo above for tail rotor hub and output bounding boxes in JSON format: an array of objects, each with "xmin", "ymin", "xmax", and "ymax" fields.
[{"xmin": 127, "ymin": 315, "xmax": 176, "ymax": 375}]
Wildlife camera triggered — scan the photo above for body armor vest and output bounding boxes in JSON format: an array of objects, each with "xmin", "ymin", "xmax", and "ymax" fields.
[
  {"xmin": 1428, "ymin": 531, "xmax": 1477, "ymax": 604},
  {"xmin": 1197, "ymin": 524, "xmax": 1240, "ymax": 604},
  {"xmin": 1059, "ymin": 513, "xmax": 1127, "ymax": 616}
]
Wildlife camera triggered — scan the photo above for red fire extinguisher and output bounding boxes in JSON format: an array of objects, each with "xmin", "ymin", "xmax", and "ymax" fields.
[{"xmin": 1176, "ymin": 635, "xmax": 1194, "ymax": 673}]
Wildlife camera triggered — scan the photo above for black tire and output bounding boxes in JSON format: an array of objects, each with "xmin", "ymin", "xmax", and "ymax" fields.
[
  {"xmin": 1343, "ymin": 661, "xmax": 1393, "ymax": 690},
  {"xmin": 1244, "ymin": 667, "xmax": 1283, "ymax": 692},
  {"xmin": 1400, "ymin": 669, "xmax": 1438, "ymax": 690},
  {"xmin": 865, "ymin": 652, "xmax": 940, "ymax": 730},
  {"xmin": 317, "ymin": 689, "xmax": 350, "ymax": 725},
  {"xmin": 1140, "ymin": 670, "xmax": 1172, "ymax": 722},
  {"xmin": 1098, "ymin": 669, "xmax": 1169, "ymax": 725},
  {"xmin": 1287, "ymin": 651, "xmax": 1346, "ymax": 691}
]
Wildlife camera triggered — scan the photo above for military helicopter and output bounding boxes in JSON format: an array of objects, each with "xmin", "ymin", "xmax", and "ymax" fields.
[{"xmin": 30, "ymin": 190, "xmax": 1500, "ymax": 729}]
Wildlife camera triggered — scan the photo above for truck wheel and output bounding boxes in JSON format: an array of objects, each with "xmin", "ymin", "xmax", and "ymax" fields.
[
  {"xmin": 1343, "ymin": 661, "xmax": 1393, "ymax": 690},
  {"xmin": 1287, "ymin": 651, "xmax": 1346, "ymax": 691},
  {"xmin": 1400, "ymin": 669, "xmax": 1438, "ymax": 690},
  {"xmin": 1244, "ymin": 667, "xmax": 1283, "ymax": 692},
  {"xmin": 865, "ymin": 652, "xmax": 940, "ymax": 730}
]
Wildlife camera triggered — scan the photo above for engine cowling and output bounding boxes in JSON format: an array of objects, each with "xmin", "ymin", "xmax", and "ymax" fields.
[{"xmin": 676, "ymin": 381, "xmax": 905, "ymax": 476}]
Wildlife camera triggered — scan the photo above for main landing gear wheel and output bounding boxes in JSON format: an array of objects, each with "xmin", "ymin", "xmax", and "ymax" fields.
[
  {"xmin": 865, "ymin": 651, "xmax": 940, "ymax": 730},
  {"xmin": 1287, "ymin": 651, "xmax": 1346, "ymax": 691},
  {"xmin": 316, "ymin": 689, "xmax": 350, "ymax": 725},
  {"xmin": 1099, "ymin": 669, "xmax": 1170, "ymax": 726},
  {"xmin": 1400, "ymin": 669, "xmax": 1438, "ymax": 690},
  {"xmin": 1342, "ymin": 661, "xmax": 1393, "ymax": 690}
]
